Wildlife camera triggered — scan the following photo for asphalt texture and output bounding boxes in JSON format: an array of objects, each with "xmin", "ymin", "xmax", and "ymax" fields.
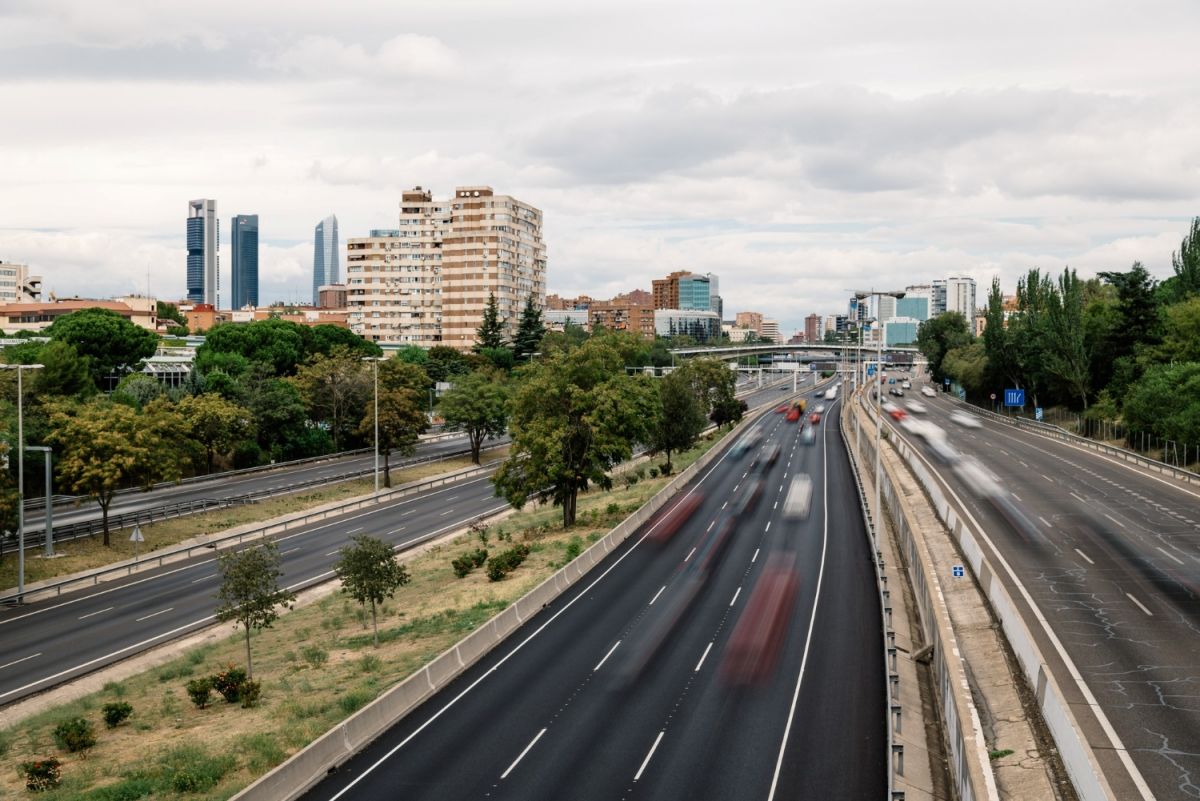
[
  {"xmin": 884, "ymin": 374, "xmax": 1200, "ymax": 801},
  {"xmin": 298, "ymin": 386, "xmax": 886, "ymax": 801}
]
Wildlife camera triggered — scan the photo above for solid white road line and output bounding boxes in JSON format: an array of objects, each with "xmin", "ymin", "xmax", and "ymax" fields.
[
  {"xmin": 707, "ymin": 520, "xmax": 715, "ymax": 532},
  {"xmin": 0, "ymin": 652, "xmax": 42, "ymax": 671},
  {"xmin": 765, "ymin": 521, "xmax": 771, "ymax": 532},
  {"xmin": 752, "ymin": 548, "xmax": 760, "ymax": 563},
  {"xmin": 1103, "ymin": 513, "xmax": 1127, "ymax": 529},
  {"xmin": 593, "ymin": 641, "xmax": 621, "ymax": 672},
  {"xmin": 1126, "ymin": 593, "xmax": 1154, "ymax": 616},
  {"xmin": 1069, "ymin": 491, "xmax": 1087, "ymax": 503},
  {"xmin": 501, "ymin": 728, "xmax": 547, "ymax": 779},
  {"xmin": 634, "ymin": 731, "xmax": 665, "ymax": 782},
  {"xmin": 722, "ymin": 501, "xmax": 728, "ymax": 510},
  {"xmin": 78, "ymin": 606, "xmax": 114, "ymax": 619},
  {"xmin": 649, "ymin": 585, "xmax": 666, "ymax": 605},
  {"xmin": 694, "ymin": 642, "xmax": 714, "ymax": 672},
  {"xmin": 1156, "ymin": 547, "xmax": 1185, "ymax": 565},
  {"xmin": 135, "ymin": 607, "xmax": 173, "ymax": 623},
  {"xmin": 1074, "ymin": 549, "xmax": 1095, "ymax": 565},
  {"xmin": 684, "ymin": 547, "xmax": 697, "ymax": 562},
  {"xmin": 189, "ymin": 574, "xmax": 217, "ymax": 584},
  {"xmin": 1038, "ymin": 516, "xmax": 1051, "ymax": 528},
  {"xmin": 347, "ymin": 526, "xmax": 364, "ymax": 534},
  {"xmin": 1042, "ymin": 474, "xmax": 1054, "ymax": 482},
  {"xmin": 730, "ymin": 587, "xmax": 741, "ymax": 606},
  {"xmin": 325, "ymin": 550, "xmax": 340, "ymax": 557}
]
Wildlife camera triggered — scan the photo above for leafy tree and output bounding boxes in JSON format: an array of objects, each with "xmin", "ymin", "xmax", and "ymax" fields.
[
  {"xmin": 214, "ymin": 542, "xmax": 296, "ymax": 678},
  {"xmin": 1042, "ymin": 268, "xmax": 1092, "ymax": 409},
  {"xmin": 357, "ymin": 388, "xmax": 428, "ymax": 487},
  {"xmin": 197, "ymin": 319, "xmax": 307, "ymax": 377},
  {"xmin": 942, "ymin": 342, "xmax": 988, "ymax": 397},
  {"xmin": 334, "ymin": 535, "xmax": 411, "ymax": 647},
  {"xmin": 378, "ymin": 359, "xmax": 431, "ymax": 396},
  {"xmin": 1098, "ymin": 262, "xmax": 1161, "ymax": 359},
  {"xmin": 1151, "ymin": 297, "xmax": 1200, "ymax": 364},
  {"xmin": 438, "ymin": 371, "xmax": 509, "ymax": 464},
  {"xmin": 540, "ymin": 322, "xmax": 589, "ymax": 355},
  {"xmin": 1122, "ymin": 362, "xmax": 1200, "ymax": 447},
  {"xmin": 47, "ymin": 399, "xmax": 191, "ymax": 544},
  {"xmin": 304, "ymin": 324, "xmax": 382, "ymax": 360},
  {"xmin": 710, "ymin": 393, "xmax": 747, "ymax": 429},
  {"xmin": 493, "ymin": 336, "xmax": 659, "ymax": 527},
  {"xmin": 916, "ymin": 312, "xmax": 972, "ymax": 384},
  {"xmin": 47, "ymin": 308, "xmax": 158, "ymax": 390},
  {"xmin": 512, "ymin": 294, "xmax": 546, "ymax": 362},
  {"xmin": 157, "ymin": 301, "xmax": 186, "ymax": 326},
  {"xmin": 32, "ymin": 341, "xmax": 94, "ymax": 399},
  {"xmin": 110, "ymin": 373, "xmax": 164, "ymax": 409},
  {"xmin": 178, "ymin": 393, "xmax": 256, "ymax": 473},
  {"xmin": 675, "ymin": 358, "xmax": 737, "ymax": 418},
  {"xmin": 424, "ymin": 346, "xmax": 472, "ymax": 384},
  {"xmin": 1161, "ymin": 217, "xmax": 1200, "ymax": 303},
  {"xmin": 394, "ymin": 345, "xmax": 429, "ymax": 366},
  {"xmin": 166, "ymin": 324, "xmax": 190, "ymax": 337},
  {"xmin": 479, "ymin": 346, "xmax": 515, "ymax": 372},
  {"xmin": 474, "ymin": 292, "xmax": 507, "ymax": 352},
  {"xmin": 293, "ymin": 347, "xmax": 370, "ymax": 451},
  {"xmin": 652, "ymin": 370, "xmax": 703, "ymax": 472}
]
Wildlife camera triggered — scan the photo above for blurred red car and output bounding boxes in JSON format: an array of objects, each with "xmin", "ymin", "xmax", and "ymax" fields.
[
  {"xmin": 809, "ymin": 413, "xmax": 821, "ymax": 425},
  {"xmin": 775, "ymin": 405, "xmax": 789, "ymax": 414},
  {"xmin": 786, "ymin": 408, "xmax": 801, "ymax": 423}
]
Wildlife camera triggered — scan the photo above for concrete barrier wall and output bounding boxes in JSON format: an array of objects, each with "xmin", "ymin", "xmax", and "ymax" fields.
[
  {"xmin": 232, "ymin": 415, "xmax": 761, "ymax": 801},
  {"xmin": 880, "ymin": 411, "xmax": 1116, "ymax": 801}
]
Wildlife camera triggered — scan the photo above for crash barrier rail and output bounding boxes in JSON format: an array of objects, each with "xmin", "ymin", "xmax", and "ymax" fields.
[
  {"xmin": 230, "ymin": 410, "xmax": 765, "ymax": 801},
  {"xmin": 849, "ymin": 395, "xmax": 998, "ymax": 801},
  {"xmin": 947, "ymin": 396, "xmax": 1200, "ymax": 487},
  {"xmin": 0, "ymin": 460, "xmax": 499, "ymax": 605},
  {"xmin": 867, "ymin": 394, "xmax": 1115, "ymax": 801},
  {"xmin": 17, "ymin": 443, "xmax": 488, "ymax": 546},
  {"xmin": 22, "ymin": 431, "xmax": 471, "ymax": 511},
  {"xmin": 837, "ymin": 399, "xmax": 902, "ymax": 800}
]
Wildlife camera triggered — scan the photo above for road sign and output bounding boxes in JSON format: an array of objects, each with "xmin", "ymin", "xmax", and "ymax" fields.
[
  {"xmin": 867, "ymin": 365, "xmax": 875, "ymax": 377},
  {"xmin": 952, "ymin": 565, "xmax": 965, "ymax": 578},
  {"xmin": 129, "ymin": 526, "xmax": 144, "ymax": 543},
  {"xmin": 1004, "ymin": 388, "xmax": 1025, "ymax": 407},
  {"xmin": 990, "ymin": 393, "xmax": 996, "ymax": 401},
  {"xmin": 943, "ymin": 377, "xmax": 950, "ymax": 386},
  {"xmin": 1035, "ymin": 407, "xmax": 1044, "ymax": 421}
]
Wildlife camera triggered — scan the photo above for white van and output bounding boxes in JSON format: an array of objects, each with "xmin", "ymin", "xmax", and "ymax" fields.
[{"xmin": 782, "ymin": 474, "xmax": 813, "ymax": 519}]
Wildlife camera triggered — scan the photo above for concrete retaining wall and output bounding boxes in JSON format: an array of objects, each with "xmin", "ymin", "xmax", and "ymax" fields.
[{"xmin": 231, "ymin": 415, "xmax": 760, "ymax": 801}]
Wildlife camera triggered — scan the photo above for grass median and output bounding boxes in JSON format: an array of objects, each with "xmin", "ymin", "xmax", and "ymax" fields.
[
  {"xmin": 0, "ymin": 432, "xmax": 728, "ymax": 800},
  {"xmin": 0, "ymin": 446, "xmax": 508, "ymax": 592}
]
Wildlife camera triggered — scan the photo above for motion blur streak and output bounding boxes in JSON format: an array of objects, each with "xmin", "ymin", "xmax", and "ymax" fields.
[{"xmin": 720, "ymin": 552, "xmax": 801, "ymax": 687}]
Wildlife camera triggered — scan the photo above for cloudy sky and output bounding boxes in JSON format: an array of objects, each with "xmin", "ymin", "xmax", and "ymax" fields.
[{"xmin": 2, "ymin": 0, "xmax": 1198, "ymax": 333}]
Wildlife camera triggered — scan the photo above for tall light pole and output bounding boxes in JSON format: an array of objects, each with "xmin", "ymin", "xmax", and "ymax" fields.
[
  {"xmin": 363, "ymin": 356, "xmax": 385, "ymax": 493},
  {"xmin": 2, "ymin": 363, "xmax": 44, "ymax": 600},
  {"xmin": 853, "ymin": 290, "xmax": 905, "ymax": 538}
]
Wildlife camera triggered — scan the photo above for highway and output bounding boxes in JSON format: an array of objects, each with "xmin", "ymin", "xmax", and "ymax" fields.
[
  {"xmin": 297, "ymin": 387, "xmax": 886, "ymax": 801},
  {"xmin": 0, "ymin": 378, "xmax": 806, "ymax": 707},
  {"xmin": 883, "ymin": 374, "xmax": 1200, "ymax": 801}
]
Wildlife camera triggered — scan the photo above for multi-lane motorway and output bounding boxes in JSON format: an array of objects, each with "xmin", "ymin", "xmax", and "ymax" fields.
[
  {"xmin": 297, "ymin": 388, "xmax": 886, "ymax": 801},
  {"xmin": 885, "ymin": 376, "xmax": 1200, "ymax": 801}
]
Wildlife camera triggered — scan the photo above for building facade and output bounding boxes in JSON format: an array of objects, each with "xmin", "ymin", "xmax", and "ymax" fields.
[
  {"xmin": 0, "ymin": 297, "xmax": 156, "ymax": 333},
  {"xmin": 313, "ymin": 214, "xmax": 339, "ymax": 305},
  {"xmin": 230, "ymin": 214, "xmax": 259, "ymax": 309},
  {"xmin": 761, "ymin": 318, "xmax": 782, "ymax": 344},
  {"xmin": 0, "ymin": 261, "xmax": 41, "ymax": 303},
  {"xmin": 945, "ymin": 276, "xmax": 977, "ymax": 318},
  {"xmin": 317, "ymin": 283, "xmax": 347, "ymax": 309},
  {"xmin": 804, "ymin": 313, "xmax": 821, "ymax": 343},
  {"xmin": 590, "ymin": 298, "xmax": 655, "ymax": 338},
  {"xmin": 735, "ymin": 311, "xmax": 763, "ymax": 334},
  {"xmin": 345, "ymin": 224, "xmax": 442, "ymax": 347},
  {"xmin": 896, "ymin": 296, "xmax": 929, "ymax": 321},
  {"xmin": 545, "ymin": 309, "xmax": 589, "ymax": 331},
  {"xmin": 884, "ymin": 318, "xmax": 921, "ymax": 346},
  {"xmin": 654, "ymin": 309, "xmax": 720, "ymax": 342},
  {"xmin": 187, "ymin": 199, "xmax": 218, "ymax": 305}
]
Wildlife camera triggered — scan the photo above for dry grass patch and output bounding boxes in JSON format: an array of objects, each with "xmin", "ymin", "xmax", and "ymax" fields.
[
  {"xmin": 0, "ymin": 446, "xmax": 508, "ymax": 590},
  {"xmin": 0, "ymin": 435, "xmax": 720, "ymax": 800}
]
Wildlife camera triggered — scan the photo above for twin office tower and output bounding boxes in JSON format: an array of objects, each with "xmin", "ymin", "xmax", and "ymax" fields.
[{"xmin": 186, "ymin": 199, "xmax": 338, "ymax": 308}]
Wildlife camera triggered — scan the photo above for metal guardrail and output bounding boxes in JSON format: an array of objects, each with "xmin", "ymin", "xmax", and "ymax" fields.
[
  {"xmin": 946, "ymin": 397, "xmax": 1200, "ymax": 487},
  {"xmin": 1, "ymin": 459, "xmax": 502, "ymax": 605}
]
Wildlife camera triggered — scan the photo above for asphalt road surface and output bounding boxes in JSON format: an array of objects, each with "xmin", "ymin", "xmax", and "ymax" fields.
[{"xmin": 298, "ymin": 392, "xmax": 885, "ymax": 801}]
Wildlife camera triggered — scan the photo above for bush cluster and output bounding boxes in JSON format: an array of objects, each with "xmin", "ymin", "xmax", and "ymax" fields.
[
  {"xmin": 101, "ymin": 701, "xmax": 134, "ymax": 729},
  {"xmin": 187, "ymin": 665, "xmax": 259, "ymax": 708},
  {"xmin": 212, "ymin": 665, "xmax": 248, "ymax": 703},
  {"xmin": 186, "ymin": 677, "xmax": 213, "ymax": 709},
  {"xmin": 451, "ymin": 548, "xmax": 489, "ymax": 578},
  {"xmin": 19, "ymin": 759, "xmax": 62, "ymax": 792},
  {"xmin": 52, "ymin": 717, "xmax": 97, "ymax": 754},
  {"xmin": 486, "ymin": 544, "xmax": 531, "ymax": 582}
]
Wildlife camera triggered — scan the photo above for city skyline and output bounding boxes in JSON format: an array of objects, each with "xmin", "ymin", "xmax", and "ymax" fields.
[{"xmin": 2, "ymin": 1, "xmax": 1199, "ymax": 332}]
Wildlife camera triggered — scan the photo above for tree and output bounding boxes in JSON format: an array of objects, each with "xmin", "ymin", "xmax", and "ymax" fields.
[
  {"xmin": 357, "ymin": 388, "xmax": 428, "ymax": 487},
  {"xmin": 1098, "ymin": 262, "xmax": 1161, "ymax": 361},
  {"xmin": 32, "ymin": 341, "xmax": 94, "ymax": 399},
  {"xmin": 493, "ymin": 337, "xmax": 659, "ymax": 527},
  {"xmin": 424, "ymin": 346, "xmax": 472, "ymax": 384},
  {"xmin": 1122, "ymin": 362, "xmax": 1200, "ymax": 447},
  {"xmin": 675, "ymin": 357, "xmax": 737, "ymax": 418},
  {"xmin": 474, "ymin": 292, "xmax": 507, "ymax": 352},
  {"xmin": 1161, "ymin": 217, "xmax": 1200, "ymax": 303},
  {"xmin": 378, "ymin": 359, "xmax": 431, "ymax": 396},
  {"xmin": 304, "ymin": 324, "xmax": 383, "ymax": 360},
  {"xmin": 157, "ymin": 301, "xmax": 186, "ymax": 326},
  {"xmin": 394, "ymin": 345, "xmax": 429, "ymax": 366},
  {"xmin": 334, "ymin": 535, "xmax": 410, "ymax": 647},
  {"xmin": 1042, "ymin": 268, "xmax": 1092, "ymax": 409},
  {"xmin": 1152, "ymin": 297, "xmax": 1200, "ymax": 364},
  {"xmin": 244, "ymin": 377, "xmax": 323, "ymax": 461},
  {"xmin": 710, "ymin": 393, "xmax": 747, "ymax": 429},
  {"xmin": 214, "ymin": 542, "xmax": 295, "ymax": 678},
  {"xmin": 438, "ymin": 371, "xmax": 509, "ymax": 464},
  {"xmin": 916, "ymin": 312, "xmax": 972, "ymax": 384},
  {"xmin": 293, "ymin": 347, "xmax": 370, "ymax": 451},
  {"xmin": 47, "ymin": 308, "xmax": 158, "ymax": 390},
  {"xmin": 512, "ymin": 294, "xmax": 546, "ymax": 362},
  {"xmin": 196, "ymin": 319, "xmax": 308, "ymax": 378},
  {"xmin": 178, "ymin": 394, "xmax": 256, "ymax": 473},
  {"xmin": 652, "ymin": 370, "xmax": 703, "ymax": 472},
  {"xmin": 47, "ymin": 399, "xmax": 191, "ymax": 544},
  {"xmin": 540, "ymin": 322, "xmax": 589, "ymax": 355},
  {"xmin": 110, "ymin": 373, "xmax": 164, "ymax": 409},
  {"xmin": 941, "ymin": 342, "xmax": 988, "ymax": 397}
]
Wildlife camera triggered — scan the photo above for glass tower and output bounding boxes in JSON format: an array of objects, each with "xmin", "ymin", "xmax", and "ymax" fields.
[
  {"xmin": 231, "ymin": 214, "xmax": 259, "ymax": 309},
  {"xmin": 187, "ymin": 199, "xmax": 218, "ymax": 304},
  {"xmin": 313, "ymin": 214, "xmax": 339, "ymax": 305}
]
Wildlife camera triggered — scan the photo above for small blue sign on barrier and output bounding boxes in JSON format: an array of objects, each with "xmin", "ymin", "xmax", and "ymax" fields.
[
  {"xmin": 867, "ymin": 365, "xmax": 875, "ymax": 377},
  {"xmin": 1035, "ymin": 407, "xmax": 1044, "ymax": 421},
  {"xmin": 1004, "ymin": 388, "xmax": 1025, "ymax": 407},
  {"xmin": 943, "ymin": 377, "xmax": 950, "ymax": 386},
  {"xmin": 952, "ymin": 565, "xmax": 965, "ymax": 578}
]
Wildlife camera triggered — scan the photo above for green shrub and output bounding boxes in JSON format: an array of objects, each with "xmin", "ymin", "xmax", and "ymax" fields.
[
  {"xmin": 152, "ymin": 744, "xmax": 236, "ymax": 794},
  {"xmin": 88, "ymin": 777, "xmax": 155, "ymax": 800},
  {"xmin": 338, "ymin": 689, "xmax": 375, "ymax": 715},
  {"xmin": 451, "ymin": 555, "xmax": 474, "ymax": 578},
  {"xmin": 622, "ymin": 473, "xmax": 639, "ymax": 488},
  {"xmin": 185, "ymin": 678, "xmax": 213, "ymax": 709},
  {"xmin": 470, "ymin": 548, "xmax": 488, "ymax": 567},
  {"xmin": 486, "ymin": 544, "xmax": 531, "ymax": 581},
  {"xmin": 20, "ymin": 758, "xmax": 62, "ymax": 792},
  {"xmin": 300, "ymin": 644, "xmax": 328, "ymax": 669},
  {"xmin": 606, "ymin": 502, "xmax": 621, "ymax": 515},
  {"xmin": 238, "ymin": 733, "xmax": 286, "ymax": 773},
  {"xmin": 239, "ymin": 679, "xmax": 262, "ymax": 709},
  {"xmin": 211, "ymin": 665, "xmax": 247, "ymax": 703},
  {"xmin": 563, "ymin": 537, "xmax": 583, "ymax": 563},
  {"xmin": 648, "ymin": 467, "xmax": 659, "ymax": 478},
  {"xmin": 102, "ymin": 681, "xmax": 128, "ymax": 698},
  {"xmin": 156, "ymin": 663, "xmax": 194, "ymax": 683},
  {"xmin": 102, "ymin": 701, "xmax": 133, "ymax": 728},
  {"xmin": 359, "ymin": 654, "xmax": 383, "ymax": 673},
  {"xmin": 53, "ymin": 716, "xmax": 96, "ymax": 753}
]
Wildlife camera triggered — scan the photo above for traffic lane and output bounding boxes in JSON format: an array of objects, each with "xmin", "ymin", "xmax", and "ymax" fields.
[
  {"xmin": 0, "ymin": 478, "xmax": 506, "ymax": 705},
  {"xmin": 298, "ymin": 418, "xmax": 772, "ymax": 801}
]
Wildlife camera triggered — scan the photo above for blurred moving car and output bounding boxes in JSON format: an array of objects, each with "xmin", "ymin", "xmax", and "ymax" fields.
[
  {"xmin": 902, "ymin": 381, "xmax": 911, "ymax": 389},
  {"xmin": 782, "ymin": 474, "xmax": 813, "ymax": 519},
  {"xmin": 649, "ymin": 493, "xmax": 704, "ymax": 543},
  {"xmin": 800, "ymin": 425, "xmax": 816, "ymax": 445},
  {"xmin": 950, "ymin": 411, "xmax": 982, "ymax": 429},
  {"xmin": 809, "ymin": 413, "xmax": 821, "ymax": 425},
  {"xmin": 720, "ymin": 552, "xmax": 800, "ymax": 686},
  {"xmin": 763, "ymin": 444, "xmax": 782, "ymax": 469},
  {"xmin": 905, "ymin": 400, "xmax": 927, "ymax": 414},
  {"xmin": 921, "ymin": 386, "xmax": 936, "ymax": 397},
  {"xmin": 775, "ymin": 404, "xmax": 789, "ymax": 414},
  {"xmin": 814, "ymin": 404, "xmax": 827, "ymax": 414}
]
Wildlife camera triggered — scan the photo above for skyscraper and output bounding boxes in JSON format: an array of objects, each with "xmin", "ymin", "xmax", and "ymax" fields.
[
  {"xmin": 187, "ymin": 199, "xmax": 218, "ymax": 305},
  {"xmin": 231, "ymin": 214, "xmax": 259, "ymax": 309},
  {"xmin": 313, "ymin": 214, "xmax": 339, "ymax": 305}
]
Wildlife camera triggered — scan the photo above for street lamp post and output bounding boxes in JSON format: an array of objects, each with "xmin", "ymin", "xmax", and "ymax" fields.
[
  {"xmin": 1, "ymin": 363, "xmax": 44, "ymax": 600},
  {"xmin": 363, "ymin": 357, "xmax": 386, "ymax": 493},
  {"xmin": 852, "ymin": 291, "xmax": 905, "ymax": 540}
]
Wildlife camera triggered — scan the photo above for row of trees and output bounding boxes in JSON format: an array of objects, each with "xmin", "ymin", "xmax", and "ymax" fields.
[{"xmin": 919, "ymin": 217, "xmax": 1200, "ymax": 448}]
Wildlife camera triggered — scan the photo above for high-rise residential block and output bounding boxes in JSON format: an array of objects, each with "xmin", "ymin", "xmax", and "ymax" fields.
[
  {"xmin": 231, "ymin": 214, "xmax": 259, "ymax": 309},
  {"xmin": 804, "ymin": 314, "xmax": 821, "ymax": 343},
  {"xmin": 761, "ymin": 319, "xmax": 782, "ymax": 344},
  {"xmin": 945, "ymin": 276, "xmax": 977, "ymax": 318},
  {"xmin": 345, "ymin": 186, "xmax": 546, "ymax": 350},
  {"xmin": 0, "ymin": 261, "xmax": 42, "ymax": 303},
  {"xmin": 313, "ymin": 214, "xmax": 339, "ymax": 305},
  {"xmin": 653, "ymin": 271, "xmax": 718, "ymax": 313},
  {"xmin": 187, "ymin": 199, "xmax": 218, "ymax": 305},
  {"xmin": 735, "ymin": 311, "xmax": 764, "ymax": 334},
  {"xmin": 654, "ymin": 309, "xmax": 720, "ymax": 342}
]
